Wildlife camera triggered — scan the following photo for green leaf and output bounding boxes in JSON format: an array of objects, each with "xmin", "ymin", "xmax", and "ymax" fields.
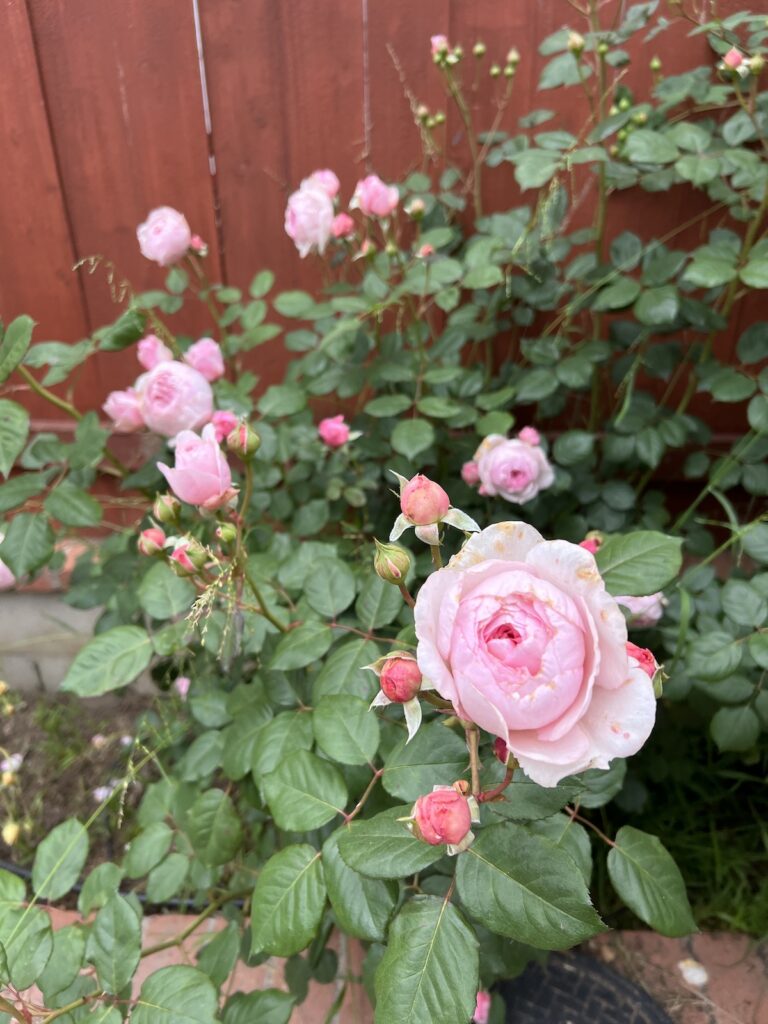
[
  {"xmin": 0, "ymin": 511, "xmax": 53, "ymax": 576},
  {"xmin": 322, "ymin": 831, "xmax": 396, "ymax": 942},
  {"xmin": 273, "ymin": 290, "xmax": 315, "ymax": 317},
  {"xmin": 607, "ymin": 826, "xmax": 696, "ymax": 936},
  {"xmin": 249, "ymin": 269, "xmax": 275, "ymax": 298},
  {"xmin": 595, "ymin": 531, "xmax": 682, "ymax": 595},
  {"xmin": 484, "ymin": 771, "xmax": 583, "ymax": 822},
  {"xmin": 633, "ymin": 285, "xmax": 679, "ymax": 326},
  {"xmin": 740, "ymin": 257, "xmax": 768, "ymax": 288},
  {"xmin": 221, "ymin": 700, "xmax": 274, "ymax": 781},
  {"xmin": 688, "ymin": 631, "xmax": 743, "ymax": 681},
  {"xmin": 710, "ymin": 705, "xmax": 761, "ymax": 751},
  {"xmin": 304, "ymin": 558, "xmax": 356, "ymax": 617},
  {"xmin": 197, "ymin": 921, "xmax": 239, "ymax": 989},
  {"xmin": 515, "ymin": 368, "xmax": 558, "ymax": 403},
  {"xmin": 374, "ymin": 896, "xmax": 478, "ymax": 1024},
  {"xmin": 709, "ymin": 368, "xmax": 756, "ymax": 402},
  {"xmin": 187, "ymin": 790, "xmax": 242, "ymax": 867},
  {"xmin": 337, "ymin": 806, "xmax": 444, "ymax": 879},
  {"xmin": 86, "ymin": 895, "xmax": 141, "ymax": 993},
  {"xmin": 131, "ymin": 965, "xmax": 219, "ymax": 1024},
  {"xmin": 0, "ymin": 316, "xmax": 34, "ymax": 383},
  {"xmin": 61, "ymin": 626, "xmax": 152, "ymax": 696},
  {"xmin": 675, "ymin": 154, "xmax": 720, "ymax": 186},
  {"xmin": 138, "ymin": 562, "xmax": 195, "ymax": 619},
  {"xmin": 77, "ymin": 863, "xmax": 124, "ymax": 916},
  {"xmin": 98, "ymin": 309, "xmax": 147, "ymax": 351},
  {"xmin": 314, "ymin": 695, "xmax": 380, "ymax": 765},
  {"xmin": 365, "ymin": 395, "xmax": 413, "ymax": 418},
  {"xmin": 250, "ymin": 845, "xmax": 325, "ymax": 957},
  {"xmin": 737, "ymin": 322, "xmax": 768, "ymax": 364},
  {"xmin": 251, "ymin": 711, "xmax": 314, "ymax": 782},
  {"xmin": 223, "ymin": 990, "xmax": 294, "ymax": 1024},
  {"xmin": 391, "ymin": 418, "xmax": 435, "ymax": 460},
  {"xmin": 417, "ymin": 396, "xmax": 465, "ymax": 419},
  {"xmin": 592, "ymin": 276, "xmax": 641, "ymax": 311},
  {"xmin": 32, "ymin": 818, "xmax": 88, "ymax": 901},
  {"xmin": 722, "ymin": 579, "xmax": 767, "ymax": 627},
  {"xmin": 553, "ymin": 430, "xmax": 594, "ymax": 465},
  {"xmin": 456, "ymin": 823, "xmax": 605, "ymax": 949},
  {"xmin": 257, "ymin": 384, "xmax": 307, "ymax": 417},
  {"xmin": 512, "ymin": 150, "xmax": 562, "ymax": 190},
  {"xmin": 0, "ymin": 472, "xmax": 49, "ymax": 513},
  {"xmin": 0, "ymin": 400, "xmax": 30, "ymax": 477},
  {"xmin": 355, "ymin": 575, "xmax": 402, "ymax": 631},
  {"xmin": 263, "ymin": 750, "xmax": 347, "ymax": 830},
  {"xmin": 147, "ymin": 854, "xmax": 189, "ymax": 904},
  {"xmin": 683, "ymin": 256, "xmax": 737, "ymax": 288},
  {"xmin": 44, "ymin": 482, "xmax": 103, "ymax": 526},
  {"xmin": 39, "ymin": 924, "xmax": 85, "ymax": 1002},
  {"xmin": 312, "ymin": 638, "xmax": 380, "ymax": 702},
  {"xmin": 625, "ymin": 129, "xmax": 679, "ymax": 164},
  {"xmin": 124, "ymin": 823, "xmax": 174, "ymax": 878},
  {"xmin": 538, "ymin": 51, "xmax": 586, "ymax": 89},
  {"xmin": 383, "ymin": 722, "xmax": 469, "ymax": 801},
  {"xmin": 0, "ymin": 906, "xmax": 52, "ymax": 990},
  {"xmin": 463, "ymin": 266, "xmax": 504, "ymax": 289},
  {"xmin": 748, "ymin": 394, "xmax": 768, "ymax": 433},
  {"xmin": 270, "ymin": 621, "xmax": 333, "ymax": 670}
]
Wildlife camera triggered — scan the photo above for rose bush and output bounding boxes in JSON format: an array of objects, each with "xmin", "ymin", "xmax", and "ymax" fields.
[{"xmin": 0, "ymin": 3, "xmax": 766, "ymax": 1021}]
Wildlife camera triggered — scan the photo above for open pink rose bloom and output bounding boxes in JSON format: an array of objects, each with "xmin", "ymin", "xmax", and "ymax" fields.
[
  {"xmin": 158, "ymin": 424, "xmax": 237, "ymax": 510},
  {"xmin": 415, "ymin": 522, "xmax": 657, "ymax": 786}
]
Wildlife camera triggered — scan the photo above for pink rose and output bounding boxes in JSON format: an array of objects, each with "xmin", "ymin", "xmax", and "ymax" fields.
[
  {"xmin": 184, "ymin": 338, "xmax": 225, "ymax": 382},
  {"xmin": 723, "ymin": 47, "xmax": 743, "ymax": 69},
  {"xmin": 174, "ymin": 676, "xmax": 191, "ymax": 699},
  {"xmin": 318, "ymin": 415, "xmax": 350, "ymax": 448},
  {"xmin": 380, "ymin": 657, "xmax": 423, "ymax": 703},
  {"xmin": 415, "ymin": 522, "xmax": 657, "ymax": 786},
  {"xmin": 617, "ymin": 593, "xmax": 666, "ymax": 629},
  {"xmin": 285, "ymin": 181, "xmax": 334, "ymax": 258},
  {"xmin": 190, "ymin": 234, "xmax": 207, "ymax": 254},
  {"xmin": 518, "ymin": 425, "xmax": 540, "ymax": 446},
  {"xmin": 137, "ymin": 361, "xmax": 213, "ymax": 437},
  {"xmin": 473, "ymin": 991, "xmax": 492, "ymax": 1024},
  {"xmin": 626, "ymin": 642, "xmax": 659, "ymax": 679},
  {"xmin": 157, "ymin": 424, "xmax": 236, "ymax": 510},
  {"xmin": 137, "ymin": 334, "xmax": 174, "ymax": 370},
  {"xmin": 461, "ymin": 461, "xmax": 480, "ymax": 486},
  {"xmin": 351, "ymin": 175, "xmax": 400, "ymax": 218},
  {"xmin": 332, "ymin": 213, "xmax": 355, "ymax": 239},
  {"xmin": 412, "ymin": 788, "xmax": 472, "ymax": 846},
  {"xmin": 103, "ymin": 389, "xmax": 144, "ymax": 433},
  {"xmin": 137, "ymin": 207, "xmax": 192, "ymax": 266},
  {"xmin": 401, "ymin": 474, "xmax": 450, "ymax": 525},
  {"xmin": 138, "ymin": 528, "xmax": 166, "ymax": 556},
  {"xmin": 305, "ymin": 169, "xmax": 340, "ymax": 198},
  {"xmin": 0, "ymin": 556, "xmax": 15, "ymax": 591},
  {"xmin": 474, "ymin": 434, "xmax": 554, "ymax": 505},
  {"xmin": 431, "ymin": 34, "xmax": 449, "ymax": 56},
  {"xmin": 579, "ymin": 537, "xmax": 601, "ymax": 555},
  {"xmin": 211, "ymin": 410, "xmax": 238, "ymax": 443},
  {"xmin": 417, "ymin": 243, "xmax": 435, "ymax": 258}
]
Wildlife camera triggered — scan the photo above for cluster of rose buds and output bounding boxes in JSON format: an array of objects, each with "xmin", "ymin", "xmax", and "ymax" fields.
[{"xmin": 463, "ymin": 427, "xmax": 555, "ymax": 505}]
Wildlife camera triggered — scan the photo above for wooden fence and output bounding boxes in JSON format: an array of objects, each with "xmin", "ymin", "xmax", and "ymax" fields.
[{"xmin": 0, "ymin": 0, "xmax": 752, "ymax": 419}]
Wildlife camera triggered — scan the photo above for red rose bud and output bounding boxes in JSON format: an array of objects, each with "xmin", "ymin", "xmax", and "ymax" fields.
[
  {"xmin": 374, "ymin": 539, "xmax": 412, "ymax": 584},
  {"xmin": 226, "ymin": 423, "xmax": 261, "ymax": 459},
  {"xmin": 401, "ymin": 474, "xmax": 451, "ymax": 525},
  {"xmin": 493, "ymin": 737, "xmax": 510, "ymax": 764},
  {"xmin": 626, "ymin": 641, "xmax": 659, "ymax": 679},
  {"xmin": 579, "ymin": 531, "xmax": 604, "ymax": 555},
  {"xmin": 138, "ymin": 528, "xmax": 166, "ymax": 557},
  {"xmin": 412, "ymin": 789, "xmax": 472, "ymax": 846},
  {"xmin": 153, "ymin": 493, "xmax": 181, "ymax": 524},
  {"xmin": 380, "ymin": 656, "xmax": 422, "ymax": 703}
]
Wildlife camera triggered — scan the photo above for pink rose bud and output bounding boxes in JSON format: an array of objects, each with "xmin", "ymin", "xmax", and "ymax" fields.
[
  {"xmin": 518, "ymin": 426, "xmax": 540, "ymax": 446},
  {"xmin": 431, "ymin": 34, "xmax": 449, "ymax": 56},
  {"xmin": 374, "ymin": 539, "xmax": 413, "ymax": 584},
  {"xmin": 0, "ymin": 557, "xmax": 16, "ymax": 592},
  {"xmin": 137, "ymin": 206, "xmax": 192, "ymax": 266},
  {"xmin": 493, "ymin": 737, "xmax": 510, "ymax": 764},
  {"xmin": 412, "ymin": 789, "xmax": 472, "ymax": 846},
  {"xmin": 351, "ymin": 174, "xmax": 400, "ymax": 218},
  {"xmin": 354, "ymin": 239, "xmax": 375, "ymax": 260},
  {"xmin": 153, "ymin": 493, "xmax": 181, "ymax": 524},
  {"xmin": 190, "ymin": 234, "xmax": 207, "ymax": 254},
  {"xmin": 332, "ymin": 212, "xmax": 355, "ymax": 238},
  {"xmin": 137, "ymin": 334, "xmax": 174, "ymax": 370},
  {"xmin": 216, "ymin": 521, "xmax": 237, "ymax": 544},
  {"xmin": 183, "ymin": 338, "xmax": 225, "ymax": 382},
  {"xmin": 158, "ymin": 424, "xmax": 236, "ymax": 510},
  {"xmin": 103, "ymin": 389, "xmax": 144, "ymax": 433},
  {"xmin": 318, "ymin": 414, "xmax": 351, "ymax": 448},
  {"xmin": 211, "ymin": 410, "xmax": 239, "ymax": 443},
  {"xmin": 174, "ymin": 676, "xmax": 191, "ymax": 699},
  {"xmin": 416, "ymin": 243, "xmax": 435, "ymax": 258},
  {"xmin": 306, "ymin": 169, "xmax": 340, "ymax": 198},
  {"xmin": 401, "ymin": 474, "xmax": 451, "ymax": 525},
  {"xmin": 626, "ymin": 641, "xmax": 659, "ymax": 679},
  {"xmin": 461, "ymin": 460, "xmax": 480, "ymax": 486},
  {"xmin": 170, "ymin": 544, "xmax": 197, "ymax": 575},
  {"xmin": 138, "ymin": 527, "xmax": 166, "ymax": 557},
  {"xmin": 226, "ymin": 423, "xmax": 261, "ymax": 459},
  {"xmin": 724, "ymin": 47, "xmax": 743, "ymax": 69},
  {"xmin": 579, "ymin": 537, "xmax": 600, "ymax": 555},
  {"xmin": 474, "ymin": 991, "xmax": 492, "ymax": 1024},
  {"xmin": 406, "ymin": 198, "xmax": 425, "ymax": 217},
  {"xmin": 380, "ymin": 657, "xmax": 422, "ymax": 703},
  {"xmin": 285, "ymin": 180, "xmax": 335, "ymax": 257},
  {"xmin": 137, "ymin": 361, "xmax": 214, "ymax": 437}
]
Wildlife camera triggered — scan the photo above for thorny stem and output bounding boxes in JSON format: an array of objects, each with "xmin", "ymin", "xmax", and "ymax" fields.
[
  {"xmin": 243, "ymin": 566, "xmax": 289, "ymax": 633},
  {"xmin": 479, "ymin": 762, "xmax": 517, "ymax": 803},
  {"xmin": 466, "ymin": 724, "xmax": 481, "ymax": 797},
  {"xmin": 442, "ymin": 67, "xmax": 483, "ymax": 219}
]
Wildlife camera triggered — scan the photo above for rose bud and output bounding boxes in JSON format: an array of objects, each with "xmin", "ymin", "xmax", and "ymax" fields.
[
  {"xmin": 626, "ymin": 641, "xmax": 660, "ymax": 679},
  {"xmin": 184, "ymin": 338, "xmax": 225, "ymax": 382},
  {"xmin": 226, "ymin": 423, "xmax": 261, "ymax": 459},
  {"xmin": 506, "ymin": 47, "xmax": 520, "ymax": 66},
  {"xmin": 474, "ymin": 991, "xmax": 492, "ymax": 1024},
  {"xmin": 416, "ymin": 243, "xmax": 435, "ymax": 258},
  {"xmin": 374, "ymin": 539, "xmax": 413, "ymax": 584},
  {"xmin": 380, "ymin": 656, "xmax": 422, "ymax": 703},
  {"xmin": 170, "ymin": 539, "xmax": 206, "ymax": 575},
  {"xmin": 723, "ymin": 46, "xmax": 744, "ymax": 69},
  {"xmin": 210, "ymin": 410, "xmax": 239, "ymax": 443},
  {"xmin": 138, "ymin": 528, "xmax": 166, "ymax": 557},
  {"xmin": 579, "ymin": 533, "xmax": 603, "ymax": 555},
  {"xmin": 350, "ymin": 174, "xmax": 400, "ymax": 218},
  {"xmin": 401, "ymin": 474, "xmax": 450, "ymax": 525},
  {"xmin": 431, "ymin": 34, "xmax": 449, "ymax": 57},
  {"xmin": 410, "ymin": 787, "xmax": 477, "ymax": 854},
  {"xmin": 2, "ymin": 821, "xmax": 19, "ymax": 847},
  {"xmin": 517, "ymin": 425, "xmax": 540, "ymax": 446},
  {"xmin": 473, "ymin": 41, "xmax": 487, "ymax": 58},
  {"xmin": 190, "ymin": 234, "xmax": 208, "ymax": 255},
  {"xmin": 103, "ymin": 389, "xmax": 144, "ymax": 433},
  {"xmin": 493, "ymin": 737, "xmax": 510, "ymax": 765},
  {"xmin": 461, "ymin": 460, "xmax": 480, "ymax": 486},
  {"xmin": 406, "ymin": 198, "xmax": 425, "ymax": 218},
  {"xmin": 332, "ymin": 212, "xmax": 355, "ymax": 239},
  {"xmin": 216, "ymin": 522, "xmax": 237, "ymax": 544},
  {"xmin": 153, "ymin": 493, "xmax": 181, "ymax": 525},
  {"xmin": 174, "ymin": 676, "xmax": 191, "ymax": 699},
  {"xmin": 318, "ymin": 415, "xmax": 351, "ymax": 448},
  {"xmin": 137, "ymin": 334, "xmax": 173, "ymax": 371},
  {"xmin": 137, "ymin": 206, "xmax": 192, "ymax": 266},
  {"xmin": 567, "ymin": 30, "xmax": 585, "ymax": 55}
]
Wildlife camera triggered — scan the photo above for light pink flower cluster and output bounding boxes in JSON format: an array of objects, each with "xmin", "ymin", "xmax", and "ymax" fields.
[
  {"xmin": 103, "ymin": 334, "xmax": 225, "ymax": 438},
  {"xmin": 463, "ymin": 428, "xmax": 554, "ymax": 505},
  {"xmin": 414, "ymin": 522, "xmax": 657, "ymax": 786},
  {"xmin": 137, "ymin": 207, "xmax": 192, "ymax": 266},
  {"xmin": 158, "ymin": 424, "xmax": 237, "ymax": 510}
]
